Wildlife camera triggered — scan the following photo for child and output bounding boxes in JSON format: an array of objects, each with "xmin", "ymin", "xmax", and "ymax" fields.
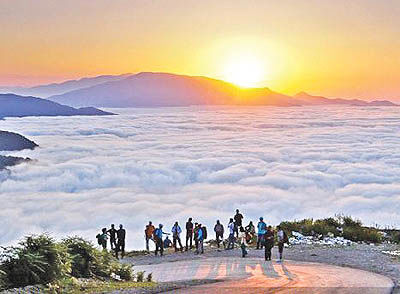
[{"xmin": 239, "ymin": 227, "xmax": 248, "ymax": 258}]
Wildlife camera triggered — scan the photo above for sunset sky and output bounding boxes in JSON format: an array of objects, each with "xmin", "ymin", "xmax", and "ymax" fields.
[{"xmin": 1, "ymin": 0, "xmax": 399, "ymax": 100}]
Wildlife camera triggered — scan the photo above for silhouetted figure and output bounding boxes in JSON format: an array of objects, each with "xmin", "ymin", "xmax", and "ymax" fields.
[
  {"xmin": 172, "ymin": 221, "xmax": 184, "ymax": 252},
  {"xmin": 196, "ymin": 224, "xmax": 204, "ymax": 254},
  {"xmin": 214, "ymin": 220, "xmax": 224, "ymax": 248},
  {"xmin": 116, "ymin": 224, "xmax": 126, "ymax": 259},
  {"xmin": 257, "ymin": 217, "xmax": 267, "ymax": 249},
  {"xmin": 226, "ymin": 218, "xmax": 235, "ymax": 250},
  {"xmin": 276, "ymin": 225, "xmax": 288, "ymax": 262},
  {"xmin": 107, "ymin": 224, "xmax": 117, "ymax": 250},
  {"xmin": 164, "ymin": 236, "xmax": 172, "ymax": 248},
  {"xmin": 145, "ymin": 221, "xmax": 155, "ymax": 252},
  {"xmin": 234, "ymin": 209, "xmax": 244, "ymax": 238},
  {"xmin": 264, "ymin": 226, "xmax": 274, "ymax": 261},
  {"xmin": 96, "ymin": 228, "xmax": 108, "ymax": 250},
  {"xmin": 185, "ymin": 218, "xmax": 194, "ymax": 251}
]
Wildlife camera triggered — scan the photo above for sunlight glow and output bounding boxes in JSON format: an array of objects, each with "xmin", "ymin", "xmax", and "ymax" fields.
[{"xmin": 222, "ymin": 54, "xmax": 266, "ymax": 88}]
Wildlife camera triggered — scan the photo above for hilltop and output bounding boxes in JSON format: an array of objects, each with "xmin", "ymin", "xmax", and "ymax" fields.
[{"xmin": 0, "ymin": 93, "xmax": 114, "ymax": 118}]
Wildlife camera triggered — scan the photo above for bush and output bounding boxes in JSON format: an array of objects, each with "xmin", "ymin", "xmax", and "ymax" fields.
[
  {"xmin": 146, "ymin": 273, "xmax": 153, "ymax": 282},
  {"xmin": 62, "ymin": 236, "xmax": 97, "ymax": 278},
  {"xmin": 0, "ymin": 234, "xmax": 70, "ymax": 288}
]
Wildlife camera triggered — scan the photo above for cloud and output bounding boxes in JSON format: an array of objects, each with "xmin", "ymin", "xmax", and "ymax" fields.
[{"xmin": 1, "ymin": 106, "xmax": 400, "ymax": 249}]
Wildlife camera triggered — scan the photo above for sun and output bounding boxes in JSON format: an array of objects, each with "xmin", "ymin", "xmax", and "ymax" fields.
[{"xmin": 223, "ymin": 55, "xmax": 265, "ymax": 88}]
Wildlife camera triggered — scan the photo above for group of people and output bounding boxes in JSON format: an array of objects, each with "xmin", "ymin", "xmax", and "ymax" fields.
[
  {"xmin": 96, "ymin": 224, "xmax": 126, "ymax": 259},
  {"xmin": 144, "ymin": 219, "xmax": 208, "ymax": 256},
  {"xmin": 144, "ymin": 209, "xmax": 289, "ymax": 261}
]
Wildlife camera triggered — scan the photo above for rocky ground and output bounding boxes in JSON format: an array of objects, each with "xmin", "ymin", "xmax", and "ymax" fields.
[{"xmin": 123, "ymin": 243, "xmax": 400, "ymax": 293}]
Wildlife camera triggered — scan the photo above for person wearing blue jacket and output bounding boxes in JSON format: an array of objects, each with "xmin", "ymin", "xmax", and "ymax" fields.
[
  {"xmin": 154, "ymin": 224, "xmax": 169, "ymax": 256},
  {"xmin": 257, "ymin": 217, "xmax": 267, "ymax": 249},
  {"xmin": 196, "ymin": 224, "xmax": 204, "ymax": 254}
]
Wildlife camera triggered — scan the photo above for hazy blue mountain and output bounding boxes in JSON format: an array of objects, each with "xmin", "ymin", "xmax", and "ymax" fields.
[
  {"xmin": 0, "ymin": 131, "xmax": 38, "ymax": 151},
  {"xmin": 294, "ymin": 92, "xmax": 398, "ymax": 106},
  {"xmin": 0, "ymin": 74, "xmax": 131, "ymax": 98},
  {"xmin": 48, "ymin": 72, "xmax": 299, "ymax": 107},
  {"xmin": 0, "ymin": 131, "xmax": 38, "ymax": 170},
  {"xmin": 0, "ymin": 94, "xmax": 115, "ymax": 118}
]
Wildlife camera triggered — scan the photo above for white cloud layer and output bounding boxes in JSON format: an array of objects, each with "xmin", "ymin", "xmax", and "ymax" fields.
[{"xmin": 1, "ymin": 106, "xmax": 400, "ymax": 249}]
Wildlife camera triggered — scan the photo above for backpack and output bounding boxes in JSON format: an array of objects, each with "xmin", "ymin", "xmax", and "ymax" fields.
[
  {"xmin": 96, "ymin": 234, "xmax": 102, "ymax": 245},
  {"xmin": 202, "ymin": 226, "xmax": 208, "ymax": 240}
]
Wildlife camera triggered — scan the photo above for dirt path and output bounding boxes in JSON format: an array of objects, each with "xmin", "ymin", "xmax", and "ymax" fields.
[{"xmin": 133, "ymin": 257, "xmax": 394, "ymax": 293}]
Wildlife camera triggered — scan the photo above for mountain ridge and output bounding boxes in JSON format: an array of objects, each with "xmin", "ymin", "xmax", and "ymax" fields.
[{"xmin": 0, "ymin": 94, "xmax": 115, "ymax": 118}]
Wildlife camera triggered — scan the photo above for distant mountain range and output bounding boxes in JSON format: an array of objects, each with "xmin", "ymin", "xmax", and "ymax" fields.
[
  {"xmin": 0, "ymin": 72, "xmax": 397, "ymax": 108},
  {"xmin": 0, "ymin": 94, "xmax": 114, "ymax": 118},
  {"xmin": 0, "ymin": 74, "xmax": 130, "ymax": 98},
  {"xmin": 0, "ymin": 131, "xmax": 38, "ymax": 170}
]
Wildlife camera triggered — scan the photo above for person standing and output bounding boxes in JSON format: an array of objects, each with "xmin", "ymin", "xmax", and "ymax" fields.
[
  {"xmin": 116, "ymin": 224, "xmax": 126, "ymax": 259},
  {"xmin": 226, "ymin": 218, "xmax": 235, "ymax": 250},
  {"xmin": 193, "ymin": 222, "xmax": 199, "ymax": 252},
  {"xmin": 172, "ymin": 221, "xmax": 184, "ymax": 252},
  {"xmin": 154, "ymin": 224, "xmax": 167, "ymax": 256},
  {"xmin": 264, "ymin": 226, "xmax": 274, "ymax": 261},
  {"xmin": 233, "ymin": 209, "xmax": 244, "ymax": 238},
  {"xmin": 276, "ymin": 225, "xmax": 288, "ymax": 262},
  {"xmin": 239, "ymin": 227, "xmax": 248, "ymax": 258},
  {"xmin": 257, "ymin": 217, "xmax": 267, "ymax": 249},
  {"xmin": 185, "ymin": 218, "xmax": 194, "ymax": 251},
  {"xmin": 196, "ymin": 224, "xmax": 204, "ymax": 254},
  {"xmin": 107, "ymin": 224, "xmax": 117, "ymax": 250},
  {"xmin": 97, "ymin": 228, "xmax": 108, "ymax": 250},
  {"xmin": 144, "ymin": 221, "xmax": 155, "ymax": 252},
  {"xmin": 214, "ymin": 220, "xmax": 224, "ymax": 248}
]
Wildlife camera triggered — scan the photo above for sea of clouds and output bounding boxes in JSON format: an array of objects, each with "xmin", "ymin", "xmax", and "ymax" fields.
[{"xmin": 1, "ymin": 106, "xmax": 400, "ymax": 249}]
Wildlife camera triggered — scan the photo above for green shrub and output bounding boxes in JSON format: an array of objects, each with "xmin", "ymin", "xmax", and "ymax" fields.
[
  {"xmin": 0, "ymin": 234, "xmax": 70, "ymax": 288},
  {"xmin": 115, "ymin": 264, "xmax": 134, "ymax": 281},
  {"xmin": 146, "ymin": 273, "xmax": 153, "ymax": 282},
  {"xmin": 62, "ymin": 236, "xmax": 97, "ymax": 278}
]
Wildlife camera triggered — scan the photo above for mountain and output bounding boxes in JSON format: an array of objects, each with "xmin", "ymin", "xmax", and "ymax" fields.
[
  {"xmin": 0, "ymin": 131, "xmax": 38, "ymax": 170},
  {"xmin": 0, "ymin": 131, "xmax": 38, "ymax": 151},
  {"xmin": 49, "ymin": 72, "xmax": 299, "ymax": 108},
  {"xmin": 48, "ymin": 72, "xmax": 398, "ymax": 108},
  {"xmin": 294, "ymin": 92, "xmax": 398, "ymax": 106},
  {"xmin": 0, "ymin": 94, "xmax": 115, "ymax": 118},
  {"xmin": 0, "ymin": 74, "xmax": 131, "ymax": 98}
]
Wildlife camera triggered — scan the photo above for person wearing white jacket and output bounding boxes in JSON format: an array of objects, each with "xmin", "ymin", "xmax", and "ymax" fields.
[
  {"xmin": 172, "ymin": 221, "xmax": 183, "ymax": 252},
  {"xmin": 239, "ymin": 227, "xmax": 248, "ymax": 257}
]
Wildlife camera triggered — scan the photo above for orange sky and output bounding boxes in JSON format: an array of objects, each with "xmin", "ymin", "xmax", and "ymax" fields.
[{"xmin": 1, "ymin": 0, "xmax": 399, "ymax": 100}]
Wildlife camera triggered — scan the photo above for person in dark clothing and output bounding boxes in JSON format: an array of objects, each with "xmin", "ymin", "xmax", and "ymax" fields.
[
  {"xmin": 214, "ymin": 220, "xmax": 224, "ymax": 248},
  {"xmin": 264, "ymin": 226, "xmax": 274, "ymax": 261},
  {"xmin": 185, "ymin": 218, "xmax": 194, "ymax": 251},
  {"xmin": 234, "ymin": 209, "xmax": 243, "ymax": 238},
  {"xmin": 163, "ymin": 236, "xmax": 172, "ymax": 248},
  {"xmin": 116, "ymin": 224, "xmax": 126, "ymax": 259},
  {"xmin": 107, "ymin": 224, "xmax": 117, "ymax": 250},
  {"xmin": 96, "ymin": 228, "xmax": 108, "ymax": 250}
]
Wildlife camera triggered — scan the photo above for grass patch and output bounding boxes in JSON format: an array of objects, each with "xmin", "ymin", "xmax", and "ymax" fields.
[{"xmin": 52, "ymin": 278, "xmax": 156, "ymax": 294}]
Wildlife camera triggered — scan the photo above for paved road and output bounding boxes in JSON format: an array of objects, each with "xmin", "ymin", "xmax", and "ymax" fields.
[{"xmin": 133, "ymin": 257, "xmax": 393, "ymax": 293}]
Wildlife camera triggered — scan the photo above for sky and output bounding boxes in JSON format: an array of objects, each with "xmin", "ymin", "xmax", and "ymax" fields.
[
  {"xmin": 1, "ymin": 0, "xmax": 400, "ymax": 100},
  {"xmin": 1, "ymin": 106, "xmax": 400, "ymax": 248}
]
